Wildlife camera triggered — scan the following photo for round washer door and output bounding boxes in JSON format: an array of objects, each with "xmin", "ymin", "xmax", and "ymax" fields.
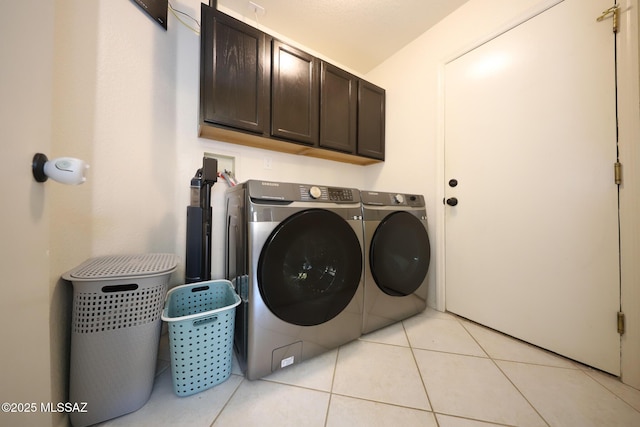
[
  {"xmin": 370, "ymin": 211, "xmax": 431, "ymax": 296},
  {"xmin": 258, "ymin": 209, "xmax": 362, "ymax": 326}
]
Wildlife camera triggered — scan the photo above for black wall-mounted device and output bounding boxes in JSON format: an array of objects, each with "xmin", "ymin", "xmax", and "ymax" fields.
[{"xmin": 131, "ymin": 0, "xmax": 168, "ymax": 30}]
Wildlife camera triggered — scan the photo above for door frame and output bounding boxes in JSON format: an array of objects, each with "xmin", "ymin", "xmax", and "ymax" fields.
[
  {"xmin": 616, "ymin": 0, "xmax": 640, "ymax": 390},
  {"xmin": 435, "ymin": 0, "xmax": 640, "ymax": 389}
]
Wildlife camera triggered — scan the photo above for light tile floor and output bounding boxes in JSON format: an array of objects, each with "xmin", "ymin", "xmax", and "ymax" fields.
[{"xmin": 97, "ymin": 309, "xmax": 640, "ymax": 427}]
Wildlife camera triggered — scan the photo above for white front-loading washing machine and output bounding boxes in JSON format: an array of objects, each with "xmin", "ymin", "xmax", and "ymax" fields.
[
  {"xmin": 361, "ymin": 190, "xmax": 431, "ymax": 334},
  {"xmin": 225, "ymin": 180, "xmax": 364, "ymax": 380}
]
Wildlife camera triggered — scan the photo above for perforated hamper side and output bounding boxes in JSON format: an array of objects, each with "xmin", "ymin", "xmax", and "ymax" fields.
[
  {"xmin": 162, "ymin": 280, "xmax": 241, "ymax": 397},
  {"xmin": 64, "ymin": 254, "xmax": 177, "ymax": 427}
]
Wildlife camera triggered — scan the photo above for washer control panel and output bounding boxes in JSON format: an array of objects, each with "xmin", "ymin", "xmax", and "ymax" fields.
[
  {"xmin": 299, "ymin": 185, "xmax": 355, "ymax": 202},
  {"xmin": 246, "ymin": 180, "xmax": 359, "ymax": 203},
  {"xmin": 328, "ymin": 187, "xmax": 355, "ymax": 201}
]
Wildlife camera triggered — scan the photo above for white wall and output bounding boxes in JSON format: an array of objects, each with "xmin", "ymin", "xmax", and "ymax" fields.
[{"xmin": 0, "ymin": 2, "xmax": 55, "ymax": 427}]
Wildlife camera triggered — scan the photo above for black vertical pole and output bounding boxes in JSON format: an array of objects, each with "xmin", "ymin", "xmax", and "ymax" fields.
[{"xmin": 185, "ymin": 157, "xmax": 217, "ymax": 283}]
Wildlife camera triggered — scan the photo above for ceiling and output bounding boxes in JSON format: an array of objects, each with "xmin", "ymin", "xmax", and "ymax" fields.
[{"xmin": 217, "ymin": 0, "xmax": 470, "ymax": 75}]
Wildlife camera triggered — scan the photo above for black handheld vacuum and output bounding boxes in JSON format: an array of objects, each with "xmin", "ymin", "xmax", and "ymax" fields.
[{"xmin": 185, "ymin": 157, "xmax": 218, "ymax": 283}]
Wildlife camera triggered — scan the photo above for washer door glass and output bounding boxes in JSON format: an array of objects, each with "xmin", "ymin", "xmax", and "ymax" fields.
[
  {"xmin": 370, "ymin": 211, "xmax": 431, "ymax": 296},
  {"xmin": 258, "ymin": 209, "xmax": 362, "ymax": 326}
]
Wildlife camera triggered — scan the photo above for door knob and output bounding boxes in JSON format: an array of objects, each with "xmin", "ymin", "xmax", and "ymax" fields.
[{"xmin": 446, "ymin": 197, "xmax": 458, "ymax": 206}]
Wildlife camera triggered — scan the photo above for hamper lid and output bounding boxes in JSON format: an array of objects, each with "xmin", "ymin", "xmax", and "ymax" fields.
[{"xmin": 62, "ymin": 253, "xmax": 178, "ymax": 281}]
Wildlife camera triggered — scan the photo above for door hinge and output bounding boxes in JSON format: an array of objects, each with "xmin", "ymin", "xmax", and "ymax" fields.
[
  {"xmin": 618, "ymin": 311, "xmax": 625, "ymax": 334},
  {"xmin": 597, "ymin": 5, "xmax": 620, "ymax": 33},
  {"xmin": 614, "ymin": 162, "xmax": 622, "ymax": 185}
]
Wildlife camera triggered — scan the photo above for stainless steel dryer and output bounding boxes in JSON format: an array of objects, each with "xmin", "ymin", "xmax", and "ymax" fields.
[
  {"xmin": 225, "ymin": 180, "xmax": 364, "ymax": 380},
  {"xmin": 361, "ymin": 191, "xmax": 431, "ymax": 334}
]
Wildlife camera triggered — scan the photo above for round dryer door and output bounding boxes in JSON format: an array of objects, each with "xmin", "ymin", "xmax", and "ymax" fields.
[
  {"xmin": 370, "ymin": 211, "xmax": 431, "ymax": 296},
  {"xmin": 258, "ymin": 209, "xmax": 362, "ymax": 326}
]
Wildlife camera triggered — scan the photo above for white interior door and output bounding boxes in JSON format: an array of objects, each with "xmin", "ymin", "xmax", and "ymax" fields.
[{"xmin": 444, "ymin": 0, "xmax": 620, "ymax": 374}]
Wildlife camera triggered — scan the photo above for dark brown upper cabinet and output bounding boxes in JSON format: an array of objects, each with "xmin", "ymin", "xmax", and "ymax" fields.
[
  {"xmin": 271, "ymin": 41, "xmax": 319, "ymax": 146},
  {"xmin": 199, "ymin": 5, "xmax": 384, "ymax": 165},
  {"xmin": 200, "ymin": 4, "xmax": 269, "ymax": 135},
  {"xmin": 320, "ymin": 62, "xmax": 357, "ymax": 154},
  {"xmin": 357, "ymin": 80, "xmax": 386, "ymax": 160}
]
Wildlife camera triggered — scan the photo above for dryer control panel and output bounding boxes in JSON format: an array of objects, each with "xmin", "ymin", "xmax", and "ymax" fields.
[{"xmin": 361, "ymin": 191, "xmax": 425, "ymax": 207}]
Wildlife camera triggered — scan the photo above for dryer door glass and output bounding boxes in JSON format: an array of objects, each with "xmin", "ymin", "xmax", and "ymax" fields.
[
  {"xmin": 258, "ymin": 209, "xmax": 362, "ymax": 326},
  {"xmin": 370, "ymin": 211, "xmax": 431, "ymax": 296}
]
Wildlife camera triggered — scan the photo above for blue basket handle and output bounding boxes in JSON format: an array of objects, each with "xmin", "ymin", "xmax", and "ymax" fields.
[{"xmin": 193, "ymin": 315, "xmax": 218, "ymax": 327}]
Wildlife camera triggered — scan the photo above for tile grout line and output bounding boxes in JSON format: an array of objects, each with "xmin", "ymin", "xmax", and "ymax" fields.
[
  {"xmin": 357, "ymin": 318, "xmax": 535, "ymax": 425},
  {"xmin": 455, "ymin": 316, "xmax": 552, "ymax": 427},
  {"xmin": 452, "ymin": 314, "xmax": 593, "ymax": 372},
  {"xmin": 401, "ymin": 319, "xmax": 440, "ymax": 427},
  {"xmin": 405, "ymin": 314, "xmax": 526, "ymax": 426},
  {"xmin": 324, "ymin": 344, "xmax": 342, "ymax": 427},
  {"xmin": 215, "ymin": 311, "xmax": 640, "ymax": 426},
  {"xmin": 431, "ymin": 410, "xmax": 520, "ymax": 427},
  {"xmin": 451, "ymin": 312, "xmax": 640, "ymax": 416},
  {"xmin": 328, "ymin": 391, "xmax": 435, "ymax": 413},
  {"xmin": 208, "ymin": 375, "xmax": 245, "ymax": 427},
  {"xmin": 581, "ymin": 370, "xmax": 640, "ymax": 415}
]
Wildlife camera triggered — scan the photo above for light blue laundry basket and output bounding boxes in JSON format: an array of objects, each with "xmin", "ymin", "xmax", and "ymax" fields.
[{"xmin": 161, "ymin": 280, "xmax": 241, "ymax": 396}]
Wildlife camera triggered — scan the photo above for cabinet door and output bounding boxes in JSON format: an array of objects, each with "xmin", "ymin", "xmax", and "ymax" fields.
[
  {"xmin": 357, "ymin": 80, "xmax": 385, "ymax": 160},
  {"xmin": 201, "ymin": 5, "xmax": 268, "ymax": 134},
  {"xmin": 320, "ymin": 62, "xmax": 357, "ymax": 153},
  {"xmin": 271, "ymin": 41, "xmax": 319, "ymax": 146}
]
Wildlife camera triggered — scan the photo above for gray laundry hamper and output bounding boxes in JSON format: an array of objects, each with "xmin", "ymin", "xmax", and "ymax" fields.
[{"xmin": 63, "ymin": 253, "xmax": 178, "ymax": 427}]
